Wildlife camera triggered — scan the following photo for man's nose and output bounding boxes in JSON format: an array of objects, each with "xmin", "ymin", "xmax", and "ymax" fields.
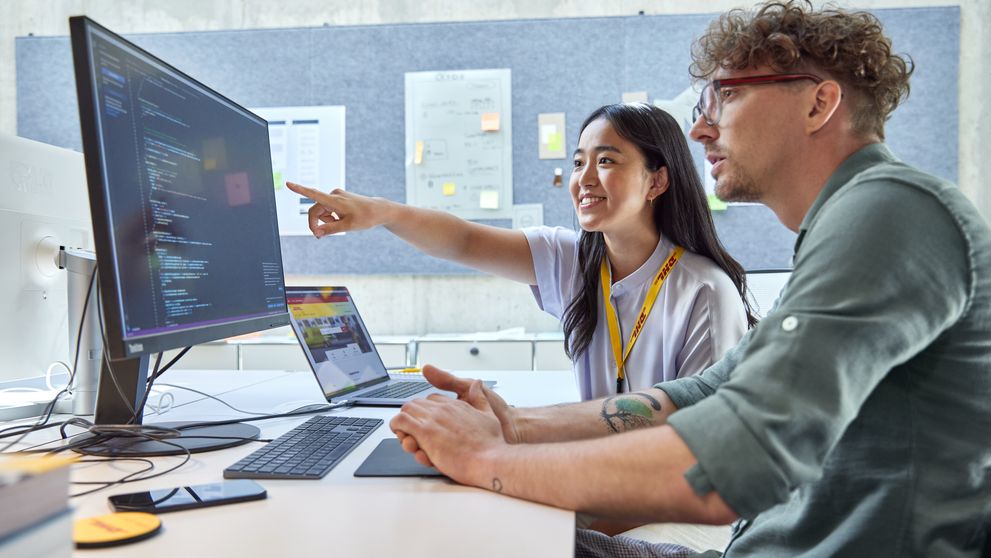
[{"xmin": 689, "ymin": 114, "xmax": 717, "ymax": 144}]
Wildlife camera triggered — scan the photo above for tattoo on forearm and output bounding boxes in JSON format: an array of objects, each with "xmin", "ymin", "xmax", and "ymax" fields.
[
  {"xmin": 492, "ymin": 478, "xmax": 503, "ymax": 493},
  {"xmin": 600, "ymin": 393, "xmax": 663, "ymax": 433}
]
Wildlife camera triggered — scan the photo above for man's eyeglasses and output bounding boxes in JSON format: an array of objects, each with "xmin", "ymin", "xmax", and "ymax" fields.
[{"xmin": 692, "ymin": 73, "xmax": 823, "ymax": 126}]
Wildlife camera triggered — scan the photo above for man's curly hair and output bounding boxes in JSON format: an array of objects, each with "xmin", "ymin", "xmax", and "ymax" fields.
[{"xmin": 690, "ymin": 1, "xmax": 913, "ymax": 139}]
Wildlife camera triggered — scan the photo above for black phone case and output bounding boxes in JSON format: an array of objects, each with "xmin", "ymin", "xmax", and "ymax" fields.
[{"xmin": 109, "ymin": 481, "xmax": 267, "ymax": 514}]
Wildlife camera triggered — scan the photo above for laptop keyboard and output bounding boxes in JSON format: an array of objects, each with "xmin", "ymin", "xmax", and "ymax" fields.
[
  {"xmin": 360, "ymin": 381, "xmax": 431, "ymax": 400},
  {"xmin": 224, "ymin": 415, "xmax": 382, "ymax": 480}
]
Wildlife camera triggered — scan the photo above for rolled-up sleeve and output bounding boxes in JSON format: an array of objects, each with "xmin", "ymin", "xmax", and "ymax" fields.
[
  {"xmin": 659, "ymin": 326, "xmax": 751, "ymax": 409},
  {"xmin": 664, "ymin": 181, "xmax": 971, "ymax": 519},
  {"xmin": 522, "ymin": 226, "xmax": 577, "ymax": 319}
]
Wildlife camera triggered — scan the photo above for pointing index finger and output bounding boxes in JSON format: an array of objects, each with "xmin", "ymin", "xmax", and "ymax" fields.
[{"xmin": 285, "ymin": 181, "xmax": 322, "ymax": 199}]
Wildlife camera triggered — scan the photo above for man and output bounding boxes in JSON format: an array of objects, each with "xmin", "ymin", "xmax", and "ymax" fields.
[{"xmin": 390, "ymin": 1, "xmax": 991, "ymax": 556}]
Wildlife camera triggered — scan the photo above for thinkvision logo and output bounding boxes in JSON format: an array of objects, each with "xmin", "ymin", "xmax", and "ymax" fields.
[{"xmin": 11, "ymin": 161, "xmax": 54, "ymax": 196}]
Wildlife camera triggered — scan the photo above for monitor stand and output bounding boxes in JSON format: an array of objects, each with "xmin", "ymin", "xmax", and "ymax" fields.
[
  {"xmin": 73, "ymin": 354, "xmax": 260, "ymax": 458},
  {"xmin": 74, "ymin": 421, "xmax": 260, "ymax": 457}
]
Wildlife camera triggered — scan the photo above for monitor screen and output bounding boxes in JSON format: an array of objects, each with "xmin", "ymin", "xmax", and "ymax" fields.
[{"xmin": 72, "ymin": 17, "xmax": 288, "ymax": 360}]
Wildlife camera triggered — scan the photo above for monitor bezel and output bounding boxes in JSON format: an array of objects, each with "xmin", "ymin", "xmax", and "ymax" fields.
[{"xmin": 69, "ymin": 15, "xmax": 289, "ymax": 360}]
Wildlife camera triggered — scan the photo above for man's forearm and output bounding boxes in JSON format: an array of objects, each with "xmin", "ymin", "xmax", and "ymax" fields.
[
  {"xmin": 515, "ymin": 388, "xmax": 678, "ymax": 443},
  {"xmin": 470, "ymin": 425, "xmax": 736, "ymax": 525}
]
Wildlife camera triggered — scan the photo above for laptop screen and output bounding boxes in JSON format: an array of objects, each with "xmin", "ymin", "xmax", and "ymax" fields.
[{"xmin": 285, "ymin": 287, "xmax": 390, "ymax": 398}]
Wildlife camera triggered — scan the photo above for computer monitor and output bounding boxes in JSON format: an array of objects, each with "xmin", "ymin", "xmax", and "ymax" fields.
[
  {"xmin": 0, "ymin": 134, "xmax": 93, "ymax": 388},
  {"xmin": 70, "ymin": 16, "xmax": 289, "ymax": 456}
]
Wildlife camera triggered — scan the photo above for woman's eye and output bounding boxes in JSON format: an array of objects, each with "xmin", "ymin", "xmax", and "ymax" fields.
[
  {"xmin": 572, "ymin": 159, "xmax": 583, "ymax": 169},
  {"xmin": 720, "ymin": 88, "xmax": 736, "ymax": 101},
  {"xmin": 598, "ymin": 157, "xmax": 614, "ymax": 165}
]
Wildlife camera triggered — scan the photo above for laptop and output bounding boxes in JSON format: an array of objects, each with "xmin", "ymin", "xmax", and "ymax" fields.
[{"xmin": 285, "ymin": 286, "xmax": 448, "ymax": 406}]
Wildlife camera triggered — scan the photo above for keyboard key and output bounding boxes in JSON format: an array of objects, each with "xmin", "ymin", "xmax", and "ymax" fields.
[{"xmin": 361, "ymin": 381, "xmax": 431, "ymax": 399}]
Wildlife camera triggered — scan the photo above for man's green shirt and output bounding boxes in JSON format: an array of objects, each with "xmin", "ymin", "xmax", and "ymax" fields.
[{"xmin": 659, "ymin": 144, "xmax": 991, "ymax": 557}]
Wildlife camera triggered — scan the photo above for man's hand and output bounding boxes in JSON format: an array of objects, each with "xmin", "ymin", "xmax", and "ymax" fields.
[
  {"xmin": 422, "ymin": 365, "xmax": 521, "ymax": 443},
  {"xmin": 389, "ymin": 380, "xmax": 506, "ymax": 484},
  {"xmin": 393, "ymin": 365, "xmax": 521, "ymax": 466}
]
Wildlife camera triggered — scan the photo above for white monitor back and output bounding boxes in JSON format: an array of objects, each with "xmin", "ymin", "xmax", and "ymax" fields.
[
  {"xmin": 746, "ymin": 269, "xmax": 792, "ymax": 319},
  {"xmin": 0, "ymin": 134, "xmax": 93, "ymax": 382}
]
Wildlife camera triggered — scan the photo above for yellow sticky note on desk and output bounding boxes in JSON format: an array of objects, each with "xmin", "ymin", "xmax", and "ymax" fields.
[
  {"xmin": 414, "ymin": 140, "xmax": 424, "ymax": 165},
  {"xmin": 481, "ymin": 112, "xmax": 500, "ymax": 132},
  {"xmin": 479, "ymin": 190, "xmax": 500, "ymax": 209},
  {"xmin": 442, "ymin": 182, "xmax": 456, "ymax": 196}
]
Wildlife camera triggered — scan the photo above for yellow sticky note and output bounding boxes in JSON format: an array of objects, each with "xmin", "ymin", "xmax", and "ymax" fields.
[
  {"xmin": 481, "ymin": 112, "xmax": 500, "ymax": 132},
  {"xmin": 479, "ymin": 190, "xmax": 500, "ymax": 209},
  {"xmin": 442, "ymin": 182, "xmax": 456, "ymax": 196},
  {"xmin": 707, "ymin": 194, "xmax": 728, "ymax": 211},
  {"xmin": 414, "ymin": 140, "xmax": 424, "ymax": 165},
  {"xmin": 273, "ymin": 171, "xmax": 283, "ymax": 190},
  {"xmin": 547, "ymin": 132, "xmax": 562, "ymax": 152}
]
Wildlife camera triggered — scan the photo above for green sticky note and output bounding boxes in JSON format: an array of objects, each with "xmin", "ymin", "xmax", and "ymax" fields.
[
  {"xmin": 274, "ymin": 171, "xmax": 283, "ymax": 190},
  {"xmin": 547, "ymin": 132, "xmax": 562, "ymax": 152},
  {"xmin": 707, "ymin": 194, "xmax": 728, "ymax": 211}
]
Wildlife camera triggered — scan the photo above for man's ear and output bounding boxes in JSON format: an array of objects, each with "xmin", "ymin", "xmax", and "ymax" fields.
[
  {"xmin": 807, "ymin": 80, "xmax": 843, "ymax": 134},
  {"xmin": 649, "ymin": 166, "xmax": 670, "ymax": 201}
]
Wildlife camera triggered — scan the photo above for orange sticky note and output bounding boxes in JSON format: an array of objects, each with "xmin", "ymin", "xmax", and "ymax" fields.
[{"xmin": 481, "ymin": 112, "xmax": 500, "ymax": 132}]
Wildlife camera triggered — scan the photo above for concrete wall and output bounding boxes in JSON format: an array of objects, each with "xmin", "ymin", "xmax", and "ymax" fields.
[{"xmin": 4, "ymin": 0, "xmax": 987, "ymax": 336}]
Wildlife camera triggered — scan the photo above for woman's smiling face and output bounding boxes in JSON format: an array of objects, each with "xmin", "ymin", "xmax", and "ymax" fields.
[{"xmin": 570, "ymin": 118, "xmax": 663, "ymax": 235}]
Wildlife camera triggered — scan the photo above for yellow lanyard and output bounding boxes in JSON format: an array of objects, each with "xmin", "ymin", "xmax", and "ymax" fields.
[{"xmin": 600, "ymin": 246, "xmax": 684, "ymax": 393}]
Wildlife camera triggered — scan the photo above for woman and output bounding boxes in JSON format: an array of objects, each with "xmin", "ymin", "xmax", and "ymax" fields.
[{"xmin": 288, "ymin": 103, "xmax": 755, "ymax": 399}]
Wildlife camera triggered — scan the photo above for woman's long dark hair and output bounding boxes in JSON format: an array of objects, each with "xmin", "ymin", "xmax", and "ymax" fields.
[{"xmin": 562, "ymin": 103, "xmax": 757, "ymax": 360}]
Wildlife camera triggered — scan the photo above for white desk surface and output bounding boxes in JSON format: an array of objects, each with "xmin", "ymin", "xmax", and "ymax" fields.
[{"xmin": 10, "ymin": 369, "xmax": 580, "ymax": 557}]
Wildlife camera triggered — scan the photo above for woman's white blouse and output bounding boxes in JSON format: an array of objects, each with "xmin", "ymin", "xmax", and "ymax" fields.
[{"xmin": 523, "ymin": 226, "xmax": 747, "ymax": 400}]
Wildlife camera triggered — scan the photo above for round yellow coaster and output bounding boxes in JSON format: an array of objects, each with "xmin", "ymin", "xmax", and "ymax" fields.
[{"xmin": 74, "ymin": 511, "xmax": 163, "ymax": 548}]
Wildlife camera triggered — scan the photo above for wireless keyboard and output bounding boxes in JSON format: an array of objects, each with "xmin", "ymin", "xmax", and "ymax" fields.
[{"xmin": 224, "ymin": 415, "xmax": 382, "ymax": 480}]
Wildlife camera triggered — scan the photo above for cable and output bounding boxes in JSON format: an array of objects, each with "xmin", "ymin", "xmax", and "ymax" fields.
[
  {"xmin": 45, "ymin": 361, "xmax": 72, "ymax": 391},
  {"xmin": 1, "ymin": 346, "xmax": 78, "ymax": 448},
  {"xmin": 152, "ymin": 382, "xmax": 286, "ymax": 416},
  {"xmin": 0, "ymin": 421, "xmax": 61, "ymax": 441},
  {"xmin": 132, "ymin": 346, "xmax": 190, "ymax": 421},
  {"xmin": 70, "ymin": 457, "xmax": 156, "ymax": 497},
  {"xmin": 0, "ymin": 266, "xmax": 98, "ymax": 453},
  {"xmin": 132, "ymin": 351, "xmax": 164, "ymax": 424},
  {"xmin": 67, "ymin": 431, "xmax": 271, "ymax": 498},
  {"xmin": 149, "ymin": 347, "xmax": 191, "ymax": 384},
  {"xmin": 94, "ymin": 282, "xmax": 137, "ymax": 419},
  {"xmin": 143, "ymin": 390, "xmax": 175, "ymax": 416},
  {"xmin": 69, "ymin": 437, "xmax": 190, "ymax": 498},
  {"xmin": 176, "ymin": 400, "xmax": 352, "ymax": 432},
  {"xmin": 111, "ymin": 487, "xmax": 181, "ymax": 511}
]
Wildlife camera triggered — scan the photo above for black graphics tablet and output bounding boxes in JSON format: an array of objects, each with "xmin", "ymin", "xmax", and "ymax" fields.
[{"xmin": 354, "ymin": 438, "xmax": 446, "ymax": 477}]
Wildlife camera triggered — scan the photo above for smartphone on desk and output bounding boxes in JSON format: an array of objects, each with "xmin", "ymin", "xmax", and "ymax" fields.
[{"xmin": 108, "ymin": 479, "xmax": 267, "ymax": 514}]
